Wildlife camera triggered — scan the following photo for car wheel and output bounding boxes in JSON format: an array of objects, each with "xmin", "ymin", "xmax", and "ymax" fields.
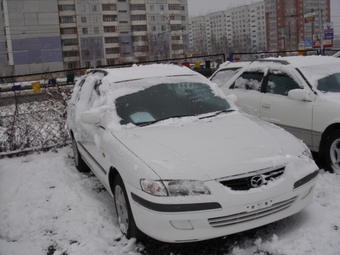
[
  {"xmin": 113, "ymin": 175, "xmax": 143, "ymax": 240},
  {"xmin": 71, "ymin": 136, "xmax": 89, "ymax": 172},
  {"xmin": 324, "ymin": 129, "xmax": 340, "ymax": 174}
]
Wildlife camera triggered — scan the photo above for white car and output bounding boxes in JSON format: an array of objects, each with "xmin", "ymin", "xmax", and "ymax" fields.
[
  {"xmin": 67, "ymin": 64, "xmax": 318, "ymax": 243},
  {"xmin": 212, "ymin": 56, "xmax": 340, "ymax": 173}
]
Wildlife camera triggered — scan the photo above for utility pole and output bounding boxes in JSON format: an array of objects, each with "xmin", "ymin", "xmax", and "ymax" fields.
[
  {"xmin": 161, "ymin": 13, "xmax": 174, "ymax": 60},
  {"xmin": 318, "ymin": 0, "xmax": 323, "ymax": 55}
]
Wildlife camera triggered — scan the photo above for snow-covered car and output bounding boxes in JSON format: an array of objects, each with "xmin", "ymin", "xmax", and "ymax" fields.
[
  {"xmin": 67, "ymin": 64, "xmax": 319, "ymax": 243},
  {"xmin": 216, "ymin": 56, "xmax": 340, "ymax": 173}
]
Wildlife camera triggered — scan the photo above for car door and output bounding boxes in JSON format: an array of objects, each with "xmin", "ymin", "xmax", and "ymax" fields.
[
  {"xmin": 260, "ymin": 69, "xmax": 314, "ymax": 148},
  {"xmin": 227, "ymin": 71, "xmax": 265, "ymax": 118},
  {"xmin": 75, "ymin": 74, "xmax": 110, "ymax": 185}
]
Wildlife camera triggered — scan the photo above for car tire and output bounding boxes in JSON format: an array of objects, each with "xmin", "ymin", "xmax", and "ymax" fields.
[
  {"xmin": 324, "ymin": 129, "xmax": 340, "ymax": 174},
  {"xmin": 71, "ymin": 136, "xmax": 90, "ymax": 172},
  {"xmin": 113, "ymin": 175, "xmax": 144, "ymax": 241}
]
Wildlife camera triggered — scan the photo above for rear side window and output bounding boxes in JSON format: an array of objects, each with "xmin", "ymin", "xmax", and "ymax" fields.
[
  {"xmin": 266, "ymin": 73, "xmax": 301, "ymax": 96},
  {"xmin": 232, "ymin": 72, "xmax": 264, "ymax": 91}
]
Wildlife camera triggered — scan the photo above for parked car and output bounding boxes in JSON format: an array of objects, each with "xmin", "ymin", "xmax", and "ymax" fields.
[
  {"xmin": 67, "ymin": 64, "xmax": 318, "ymax": 243},
  {"xmin": 214, "ymin": 56, "xmax": 340, "ymax": 173}
]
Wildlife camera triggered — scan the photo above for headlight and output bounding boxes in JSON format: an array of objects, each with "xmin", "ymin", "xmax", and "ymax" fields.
[
  {"xmin": 140, "ymin": 179, "xmax": 211, "ymax": 197},
  {"xmin": 299, "ymin": 148, "xmax": 313, "ymax": 160}
]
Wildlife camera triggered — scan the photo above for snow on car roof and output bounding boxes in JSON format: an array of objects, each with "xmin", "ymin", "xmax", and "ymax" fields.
[
  {"xmin": 95, "ymin": 63, "xmax": 199, "ymax": 83},
  {"xmin": 264, "ymin": 55, "xmax": 340, "ymax": 68}
]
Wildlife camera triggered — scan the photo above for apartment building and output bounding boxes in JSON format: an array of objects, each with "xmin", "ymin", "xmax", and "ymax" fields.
[
  {"xmin": 189, "ymin": 1, "xmax": 266, "ymax": 55},
  {"xmin": 265, "ymin": 0, "xmax": 330, "ymax": 51},
  {"xmin": 0, "ymin": 0, "xmax": 189, "ymax": 76}
]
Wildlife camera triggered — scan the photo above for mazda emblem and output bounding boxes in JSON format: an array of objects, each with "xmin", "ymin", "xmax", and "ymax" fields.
[{"xmin": 250, "ymin": 175, "xmax": 264, "ymax": 188}]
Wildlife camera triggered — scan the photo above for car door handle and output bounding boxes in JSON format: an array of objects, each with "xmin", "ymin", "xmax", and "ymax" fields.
[{"xmin": 262, "ymin": 104, "xmax": 270, "ymax": 110}]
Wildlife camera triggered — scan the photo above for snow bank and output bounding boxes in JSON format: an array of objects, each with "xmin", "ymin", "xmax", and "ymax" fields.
[{"xmin": 0, "ymin": 147, "xmax": 339, "ymax": 255}]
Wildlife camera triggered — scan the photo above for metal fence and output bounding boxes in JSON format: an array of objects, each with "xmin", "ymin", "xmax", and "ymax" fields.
[
  {"xmin": 0, "ymin": 70, "xmax": 78, "ymax": 156},
  {"xmin": 0, "ymin": 54, "xmax": 225, "ymax": 156}
]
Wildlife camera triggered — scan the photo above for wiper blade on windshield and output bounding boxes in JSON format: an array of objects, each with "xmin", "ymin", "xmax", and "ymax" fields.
[
  {"xmin": 199, "ymin": 109, "xmax": 235, "ymax": 120},
  {"xmin": 135, "ymin": 114, "xmax": 193, "ymax": 127}
]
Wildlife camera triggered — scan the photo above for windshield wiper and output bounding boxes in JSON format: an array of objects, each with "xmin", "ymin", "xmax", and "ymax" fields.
[
  {"xmin": 199, "ymin": 109, "xmax": 235, "ymax": 120},
  {"xmin": 135, "ymin": 114, "xmax": 193, "ymax": 127}
]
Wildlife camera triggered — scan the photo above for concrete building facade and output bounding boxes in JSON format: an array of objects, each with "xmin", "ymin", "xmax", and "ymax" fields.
[
  {"xmin": 0, "ymin": 0, "xmax": 189, "ymax": 76},
  {"xmin": 265, "ymin": 0, "xmax": 331, "ymax": 51},
  {"xmin": 189, "ymin": 1, "xmax": 266, "ymax": 55}
]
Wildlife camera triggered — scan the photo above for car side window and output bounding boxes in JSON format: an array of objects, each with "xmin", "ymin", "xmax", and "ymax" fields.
[
  {"xmin": 232, "ymin": 72, "xmax": 264, "ymax": 91},
  {"xmin": 266, "ymin": 73, "xmax": 302, "ymax": 96}
]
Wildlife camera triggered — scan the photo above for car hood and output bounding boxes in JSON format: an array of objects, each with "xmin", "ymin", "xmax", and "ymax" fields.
[{"xmin": 112, "ymin": 112, "xmax": 306, "ymax": 180}]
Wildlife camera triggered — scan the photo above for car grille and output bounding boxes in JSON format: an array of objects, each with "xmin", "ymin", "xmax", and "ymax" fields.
[
  {"xmin": 219, "ymin": 166, "xmax": 285, "ymax": 191},
  {"xmin": 208, "ymin": 196, "xmax": 296, "ymax": 228}
]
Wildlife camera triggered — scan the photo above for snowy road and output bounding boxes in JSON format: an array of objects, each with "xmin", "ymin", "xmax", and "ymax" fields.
[{"xmin": 0, "ymin": 147, "xmax": 339, "ymax": 255}]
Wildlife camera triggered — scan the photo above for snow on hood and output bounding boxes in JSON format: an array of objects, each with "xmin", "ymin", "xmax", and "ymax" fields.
[{"xmin": 112, "ymin": 111, "xmax": 308, "ymax": 180}]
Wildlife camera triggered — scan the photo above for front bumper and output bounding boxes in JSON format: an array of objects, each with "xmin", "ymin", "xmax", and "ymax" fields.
[{"xmin": 126, "ymin": 170, "xmax": 318, "ymax": 243}]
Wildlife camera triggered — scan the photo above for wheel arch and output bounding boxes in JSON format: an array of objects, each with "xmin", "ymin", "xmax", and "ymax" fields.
[
  {"xmin": 108, "ymin": 167, "xmax": 120, "ymax": 194},
  {"xmin": 319, "ymin": 123, "xmax": 340, "ymax": 157}
]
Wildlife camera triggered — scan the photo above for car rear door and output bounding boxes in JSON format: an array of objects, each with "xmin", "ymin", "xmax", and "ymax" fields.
[{"xmin": 260, "ymin": 69, "xmax": 314, "ymax": 148}]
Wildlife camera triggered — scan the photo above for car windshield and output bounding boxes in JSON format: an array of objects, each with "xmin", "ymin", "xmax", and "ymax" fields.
[
  {"xmin": 316, "ymin": 73, "xmax": 340, "ymax": 93},
  {"xmin": 298, "ymin": 64, "xmax": 340, "ymax": 93},
  {"xmin": 115, "ymin": 82, "xmax": 231, "ymax": 126},
  {"xmin": 211, "ymin": 68, "xmax": 242, "ymax": 87}
]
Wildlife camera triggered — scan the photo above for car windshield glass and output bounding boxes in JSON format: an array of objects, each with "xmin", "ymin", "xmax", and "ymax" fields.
[
  {"xmin": 211, "ymin": 68, "xmax": 241, "ymax": 87},
  {"xmin": 298, "ymin": 64, "xmax": 340, "ymax": 92},
  {"xmin": 317, "ymin": 73, "xmax": 340, "ymax": 93},
  {"xmin": 115, "ymin": 82, "xmax": 231, "ymax": 125}
]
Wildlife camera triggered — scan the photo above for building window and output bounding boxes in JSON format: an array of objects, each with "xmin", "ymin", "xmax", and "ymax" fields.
[
  {"xmin": 80, "ymin": 5, "xmax": 86, "ymax": 12},
  {"xmin": 160, "ymin": 5, "xmax": 164, "ymax": 11},
  {"xmin": 58, "ymin": 5, "xmax": 75, "ymax": 11},
  {"xmin": 63, "ymin": 51, "xmax": 79, "ymax": 57},
  {"xmin": 68, "ymin": 62, "xmax": 77, "ymax": 69},
  {"xmin": 102, "ymin": 4, "xmax": 116, "ymax": 11},
  {"xmin": 105, "ymin": 37, "xmax": 119, "ymax": 44},
  {"xmin": 103, "ymin": 15, "xmax": 117, "ymax": 21},
  {"xmin": 92, "ymin": 5, "xmax": 97, "ymax": 12},
  {"xmin": 60, "ymin": 16, "xmax": 76, "ymax": 23},
  {"xmin": 61, "ymin": 28, "xmax": 77, "ymax": 34},
  {"xmin": 150, "ymin": 5, "xmax": 154, "ymax": 11},
  {"xmin": 132, "ymin": 25, "xmax": 147, "ymax": 32},
  {"xmin": 61, "ymin": 39, "xmax": 78, "ymax": 46},
  {"xmin": 106, "ymin": 47, "xmax": 120, "ymax": 54},
  {"xmin": 131, "ymin": 15, "xmax": 146, "ymax": 21},
  {"xmin": 130, "ymin": 4, "xmax": 146, "ymax": 10},
  {"xmin": 107, "ymin": 59, "xmax": 115, "ymax": 65},
  {"xmin": 168, "ymin": 4, "xmax": 181, "ymax": 11},
  {"xmin": 82, "ymin": 28, "xmax": 88, "ymax": 34},
  {"xmin": 81, "ymin": 17, "xmax": 87, "ymax": 23},
  {"xmin": 94, "ymin": 27, "xmax": 99, "ymax": 34},
  {"xmin": 104, "ymin": 26, "xmax": 116, "ymax": 33}
]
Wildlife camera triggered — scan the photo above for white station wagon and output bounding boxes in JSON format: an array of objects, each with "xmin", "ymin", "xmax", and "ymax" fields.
[
  {"xmin": 212, "ymin": 56, "xmax": 340, "ymax": 174},
  {"xmin": 67, "ymin": 64, "xmax": 318, "ymax": 243}
]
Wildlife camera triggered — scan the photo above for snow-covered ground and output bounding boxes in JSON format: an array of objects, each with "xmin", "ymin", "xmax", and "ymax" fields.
[{"xmin": 1, "ymin": 146, "xmax": 340, "ymax": 255}]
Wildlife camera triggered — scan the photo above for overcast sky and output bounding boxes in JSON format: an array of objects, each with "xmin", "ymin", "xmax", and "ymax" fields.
[{"xmin": 187, "ymin": 0, "xmax": 340, "ymax": 35}]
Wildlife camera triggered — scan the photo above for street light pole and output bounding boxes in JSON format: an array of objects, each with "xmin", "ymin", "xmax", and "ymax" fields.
[
  {"xmin": 162, "ymin": 13, "xmax": 174, "ymax": 60},
  {"xmin": 318, "ymin": 0, "xmax": 323, "ymax": 55}
]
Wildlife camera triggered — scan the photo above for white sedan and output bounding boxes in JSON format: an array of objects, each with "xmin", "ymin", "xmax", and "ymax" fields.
[
  {"xmin": 212, "ymin": 56, "xmax": 340, "ymax": 174},
  {"xmin": 67, "ymin": 64, "xmax": 318, "ymax": 243}
]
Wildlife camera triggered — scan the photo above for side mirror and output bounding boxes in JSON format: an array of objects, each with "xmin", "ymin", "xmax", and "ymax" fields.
[
  {"xmin": 288, "ymin": 89, "xmax": 313, "ymax": 102},
  {"xmin": 81, "ymin": 111, "xmax": 102, "ymax": 125}
]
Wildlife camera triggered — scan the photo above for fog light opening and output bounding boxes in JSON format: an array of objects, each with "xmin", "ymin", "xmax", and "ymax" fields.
[{"xmin": 170, "ymin": 220, "xmax": 194, "ymax": 230}]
